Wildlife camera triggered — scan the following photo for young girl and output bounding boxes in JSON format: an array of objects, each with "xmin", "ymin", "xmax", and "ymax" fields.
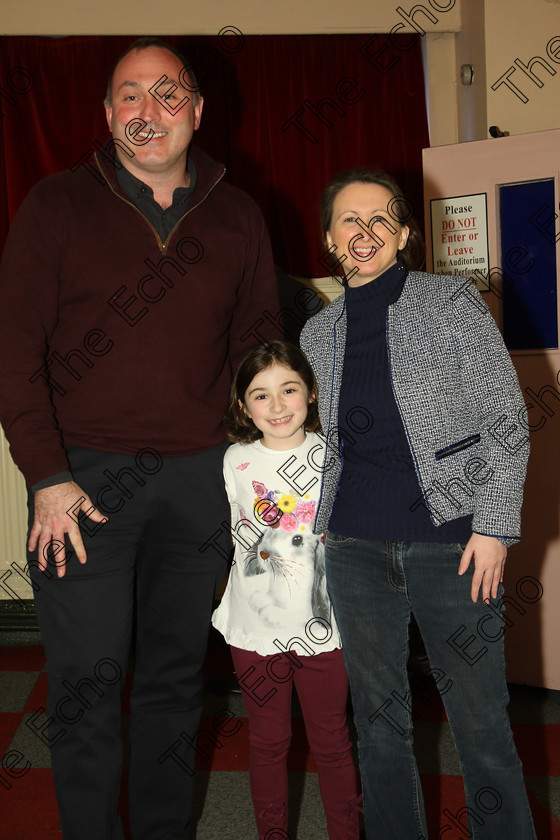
[{"xmin": 212, "ymin": 340, "xmax": 360, "ymax": 840}]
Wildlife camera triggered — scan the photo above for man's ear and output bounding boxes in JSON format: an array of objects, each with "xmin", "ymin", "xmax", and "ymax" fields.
[
  {"xmin": 104, "ymin": 102, "xmax": 113, "ymax": 134},
  {"xmin": 193, "ymin": 96, "xmax": 204, "ymax": 131}
]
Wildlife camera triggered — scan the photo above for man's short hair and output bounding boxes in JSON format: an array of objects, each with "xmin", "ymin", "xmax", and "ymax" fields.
[{"xmin": 104, "ymin": 37, "xmax": 201, "ymax": 107}]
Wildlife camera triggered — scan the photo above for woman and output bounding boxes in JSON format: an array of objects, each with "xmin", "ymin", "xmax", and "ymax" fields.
[{"xmin": 300, "ymin": 168, "xmax": 537, "ymax": 839}]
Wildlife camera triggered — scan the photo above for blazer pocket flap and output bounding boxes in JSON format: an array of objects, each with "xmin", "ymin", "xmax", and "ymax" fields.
[{"xmin": 435, "ymin": 433, "xmax": 481, "ymax": 461}]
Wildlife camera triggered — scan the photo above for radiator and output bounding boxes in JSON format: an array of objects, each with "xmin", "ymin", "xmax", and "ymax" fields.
[{"xmin": 0, "ymin": 427, "xmax": 31, "ymax": 601}]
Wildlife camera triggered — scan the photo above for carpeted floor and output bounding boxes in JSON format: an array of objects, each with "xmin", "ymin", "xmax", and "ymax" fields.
[{"xmin": 1, "ymin": 630, "xmax": 559, "ymax": 839}]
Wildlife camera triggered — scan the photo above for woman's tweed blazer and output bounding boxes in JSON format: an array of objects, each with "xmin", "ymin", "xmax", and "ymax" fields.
[{"xmin": 300, "ymin": 270, "xmax": 529, "ymax": 547}]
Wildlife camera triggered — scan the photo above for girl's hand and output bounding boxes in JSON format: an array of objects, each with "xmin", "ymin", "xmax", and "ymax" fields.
[{"xmin": 458, "ymin": 533, "xmax": 507, "ymax": 603}]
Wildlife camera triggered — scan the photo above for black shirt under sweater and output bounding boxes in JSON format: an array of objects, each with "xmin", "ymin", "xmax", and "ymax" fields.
[
  {"xmin": 329, "ymin": 261, "xmax": 472, "ymax": 543},
  {"xmin": 116, "ymin": 156, "xmax": 197, "ymax": 242}
]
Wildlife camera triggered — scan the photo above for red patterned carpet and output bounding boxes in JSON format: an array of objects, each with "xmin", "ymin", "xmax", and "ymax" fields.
[{"xmin": 1, "ymin": 640, "xmax": 559, "ymax": 839}]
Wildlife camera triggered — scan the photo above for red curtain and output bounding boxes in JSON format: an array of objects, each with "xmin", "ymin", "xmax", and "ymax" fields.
[{"xmin": 0, "ymin": 34, "xmax": 429, "ymax": 276}]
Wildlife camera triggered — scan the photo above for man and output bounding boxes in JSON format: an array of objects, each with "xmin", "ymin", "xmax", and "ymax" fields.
[{"xmin": 0, "ymin": 38, "xmax": 280, "ymax": 839}]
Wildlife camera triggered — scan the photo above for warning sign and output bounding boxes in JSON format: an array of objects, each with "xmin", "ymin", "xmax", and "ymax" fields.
[{"xmin": 431, "ymin": 193, "xmax": 489, "ymax": 286}]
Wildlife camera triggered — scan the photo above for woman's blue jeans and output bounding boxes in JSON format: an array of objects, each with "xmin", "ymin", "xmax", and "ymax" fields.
[{"xmin": 325, "ymin": 535, "xmax": 537, "ymax": 840}]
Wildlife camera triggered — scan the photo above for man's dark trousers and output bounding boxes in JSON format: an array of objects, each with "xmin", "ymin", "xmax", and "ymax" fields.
[{"xmin": 29, "ymin": 444, "xmax": 230, "ymax": 840}]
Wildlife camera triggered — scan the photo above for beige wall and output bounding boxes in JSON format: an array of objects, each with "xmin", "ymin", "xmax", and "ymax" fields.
[
  {"xmin": 1, "ymin": 0, "xmax": 461, "ymax": 35},
  {"xmin": 485, "ymin": 0, "xmax": 560, "ymax": 137},
  {"xmin": 425, "ymin": 0, "xmax": 560, "ymax": 145}
]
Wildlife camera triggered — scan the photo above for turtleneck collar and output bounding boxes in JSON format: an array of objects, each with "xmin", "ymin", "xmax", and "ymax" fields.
[{"xmin": 345, "ymin": 259, "xmax": 407, "ymax": 311}]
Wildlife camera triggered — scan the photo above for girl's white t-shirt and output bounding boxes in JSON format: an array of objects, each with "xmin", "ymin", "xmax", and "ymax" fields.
[{"xmin": 212, "ymin": 432, "xmax": 341, "ymax": 656}]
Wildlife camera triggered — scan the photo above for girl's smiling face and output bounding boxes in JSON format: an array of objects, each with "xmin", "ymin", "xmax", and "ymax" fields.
[
  {"xmin": 326, "ymin": 182, "xmax": 409, "ymax": 287},
  {"xmin": 241, "ymin": 363, "xmax": 313, "ymax": 450}
]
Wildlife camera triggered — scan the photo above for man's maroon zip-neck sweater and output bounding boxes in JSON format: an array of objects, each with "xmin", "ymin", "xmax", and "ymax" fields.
[{"xmin": 0, "ymin": 146, "xmax": 280, "ymax": 486}]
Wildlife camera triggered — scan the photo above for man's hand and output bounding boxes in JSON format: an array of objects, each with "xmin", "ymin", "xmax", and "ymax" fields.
[
  {"xmin": 458, "ymin": 532, "xmax": 506, "ymax": 603},
  {"xmin": 28, "ymin": 482, "xmax": 107, "ymax": 578}
]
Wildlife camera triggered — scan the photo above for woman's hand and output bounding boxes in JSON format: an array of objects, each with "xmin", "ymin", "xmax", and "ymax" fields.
[{"xmin": 458, "ymin": 533, "xmax": 506, "ymax": 603}]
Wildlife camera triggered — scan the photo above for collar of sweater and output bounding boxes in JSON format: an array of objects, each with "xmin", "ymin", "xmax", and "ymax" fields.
[
  {"xmin": 345, "ymin": 260, "xmax": 407, "ymax": 312},
  {"xmin": 116, "ymin": 155, "xmax": 197, "ymax": 205},
  {"xmin": 93, "ymin": 143, "xmax": 226, "ymax": 208}
]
